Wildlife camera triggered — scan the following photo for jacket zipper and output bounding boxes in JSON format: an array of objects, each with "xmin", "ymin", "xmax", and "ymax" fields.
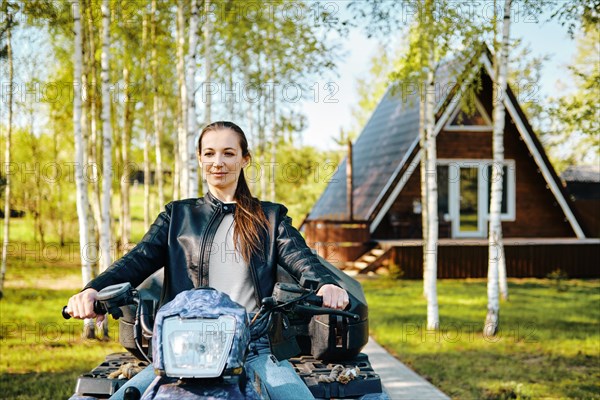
[
  {"xmin": 248, "ymin": 257, "xmax": 262, "ymax": 307},
  {"xmin": 198, "ymin": 207, "xmax": 222, "ymax": 287}
]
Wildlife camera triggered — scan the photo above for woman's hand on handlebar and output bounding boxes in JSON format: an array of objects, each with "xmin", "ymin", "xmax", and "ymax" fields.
[
  {"xmin": 67, "ymin": 288, "xmax": 105, "ymax": 325},
  {"xmin": 317, "ymin": 284, "xmax": 349, "ymax": 310}
]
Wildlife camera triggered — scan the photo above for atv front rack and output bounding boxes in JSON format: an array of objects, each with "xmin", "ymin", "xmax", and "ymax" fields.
[
  {"xmin": 71, "ymin": 352, "xmax": 149, "ymax": 399},
  {"xmin": 290, "ymin": 353, "xmax": 384, "ymax": 399}
]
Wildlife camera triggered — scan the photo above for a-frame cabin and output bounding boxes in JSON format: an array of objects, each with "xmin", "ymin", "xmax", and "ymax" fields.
[{"xmin": 303, "ymin": 50, "xmax": 599, "ymax": 278}]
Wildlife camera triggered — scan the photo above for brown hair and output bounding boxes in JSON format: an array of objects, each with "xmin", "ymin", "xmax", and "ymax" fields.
[{"xmin": 198, "ymin": 121, "xmax": 269, "ymax": 263}]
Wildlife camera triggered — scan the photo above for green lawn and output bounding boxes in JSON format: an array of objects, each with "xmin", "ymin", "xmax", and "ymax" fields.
[
  {"xmin": 0, "ymin": 251, "xmax": 122, "ymax": 399},
  {"xmin": 359, "ymin": 277, "xmax": 600, "ymax": 399},
  {"xmin": 1, "ymin": 210, "xmax": 599, "ymax": 399}
]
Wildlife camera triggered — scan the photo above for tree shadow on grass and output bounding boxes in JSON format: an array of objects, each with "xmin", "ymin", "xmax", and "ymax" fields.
[
  {"xmin": 0, "ymin": 370, "xmax": 80, "ymax": 400},
  {"xmin": 404, "ymin": 348, "xmax": 599, "ymax": 399}
]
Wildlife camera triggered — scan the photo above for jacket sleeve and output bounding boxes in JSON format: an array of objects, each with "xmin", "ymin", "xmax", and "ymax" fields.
[
  {"xmin": 275, "ymin": 206, "xmax": 338, "ymax": 290},
  {"xmin": 84, "ymin": 203, "xmax": 172, "ymax": 292}
]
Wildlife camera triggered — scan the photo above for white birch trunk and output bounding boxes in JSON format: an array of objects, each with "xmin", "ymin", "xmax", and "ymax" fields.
[
  {"xmin": 173, "ymin": 103, "xmax": 181, "ymax": 200},
  {"xmin": 245, "ymin": 66, "xmax": 256, "ymax": 194},
  {"xmin": 85, "ymin": 1, "xmax": 100, "ymax": 281},
  {"xmin": 204, "ymin": 0, "xmax": 212, "ymax": 125},
  {"xmin": 186, "ymin": 0, "xmax": 199, "ymax": 197},
  {"xmin": 72, "ymin": 1, "xmax": 95, "ymax": 337},
  {"xmin": 84, "ymin": 1, "xmax": 101, "ymax": 238},
  {"xmin": 143, "ymin": 116, "xmax": 151, "ymax": 231},
  {"xmin": 419, "ymin": 86, "xmax": 429, "ymax": 298},
  {"xmin": 99, "ymin": 0, "xmax": 113, "ymax": 275},
  {"xmin": 270, "ymin": 97, "xmax": 277, "ymax": 202},
  {"xmin": 140, "ymin": 11, "xmax": 151, "ymax": 230},
  {"xmin": 486, "ymin": 0, "xmax": 512, "ymax": 336},
  {"xmin": 154, "ymin": 109, "xmax": 164, "ymax": 207},
  {"xmin": 120, "ymin": 66, "xmax": 132, "ymax": 252},
  {"xmin": 424, "ymin": 51, "xmax": 439, "ymax": 330},
  {"xmin": 151, "ymin": 0, "xmax": 164, "ymax": 207},
  {"xmin": 201, "ymin": 0, "xmax": 213, "ymax": 197},
  {"xmin": 177, "ymin": 0, "xmax": 188, "ymax": 198},
  {"xmin": 259, "ymin": 96, "xmax": 267, "ymax": 198},
  {"xmin": 493, "ymin": 0, "xmax": 512, "ymax": 300},
  {"xmin": 0, "ymin": 9, "xmax": 14, "ymax": 298}
]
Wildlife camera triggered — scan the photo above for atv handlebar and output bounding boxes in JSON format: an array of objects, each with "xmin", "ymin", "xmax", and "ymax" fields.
[
  {"xmin": 61, "ymin": 302, "xmax": 106, "ymax": 320},
  {"xmin": 266, "ymin": 282, "xmax": 360, "ymax": 321},
  {"xmin": 62, "ymin": 282, "xmax": 137, "ymax": 320}
]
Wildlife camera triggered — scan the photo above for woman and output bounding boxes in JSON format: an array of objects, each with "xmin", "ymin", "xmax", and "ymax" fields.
[{"xmin": 67, "ymin": 121, "xmax": 349, "ymax": 399}]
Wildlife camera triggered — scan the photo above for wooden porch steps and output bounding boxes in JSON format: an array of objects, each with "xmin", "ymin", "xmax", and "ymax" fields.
[{"xmin": 344, "ymin": 245, "xmax": 391, "ymax": 274}]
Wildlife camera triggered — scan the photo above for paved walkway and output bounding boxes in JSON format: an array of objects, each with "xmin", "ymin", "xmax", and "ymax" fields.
[{"xmin": 363, "ymin": 337, "xmax": 450, "ymax": 400}]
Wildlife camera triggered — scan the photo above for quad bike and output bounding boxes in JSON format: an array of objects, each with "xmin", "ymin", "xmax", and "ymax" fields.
[{"xmin": 62, "ymin": 257, "xmax": 389, "ymax": 399}]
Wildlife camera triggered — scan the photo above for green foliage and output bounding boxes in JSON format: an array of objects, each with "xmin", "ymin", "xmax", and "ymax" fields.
[
  {"xmin": 272, "ymin": 141, "xmax": 343, "ymax": 226},
  {"xmin": 387, "ymin": 259, "xmax": 404, "ymax": 280},
  {"xmin": 545, "ymin": 25, "xmax": 600, "ymax": 170},
  {"xmin": 549, "ymin": 0, "xmax": 600, "ymax": 38},
  {"xmin": 0, "ymin": 126, "xmax": 79, "ymax": 243},
  {"xmin": 1, "ymin": 0, "xmax": 344, "ymax": 242},
  {"xmin": 482, "ymin": 381, "xmax": 533, "ymax": 400},
  {"xmin": 360, "ymin": 277, "xmax": 600, "ymax": 399},
  {"xmin": 547, "ymin": 269, "xmax": 569, "ymax": 292},
  {"xmin": 508, "ymin": 39, "xmax": 551, "ymax": 132}
]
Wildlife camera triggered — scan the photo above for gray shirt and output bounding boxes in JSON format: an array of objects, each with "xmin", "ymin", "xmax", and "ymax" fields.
[{"xmin": 208, "ymin": 213, "xmax": 258, "ymax": 312}]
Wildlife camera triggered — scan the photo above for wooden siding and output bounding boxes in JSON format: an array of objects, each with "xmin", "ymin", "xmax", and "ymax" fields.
[
  {"xmin": 304, "ymin": 220, "xmax": 372, "ymax": 267},
  {"xmin": 386, "ymin": 239, "xmax": 600, "ymax": 279},
  {"xmin": 571, "ymin": 199, "xmax": 600, "ymax": 238},
  {"xmin": 573, "ymin": 199, "xmax": 600, "ymax": 238}
]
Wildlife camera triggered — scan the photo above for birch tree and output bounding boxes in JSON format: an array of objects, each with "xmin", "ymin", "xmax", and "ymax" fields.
[
  {"xmin": 176, "ymin": 0, "xmax": 188, "ymax": 199},
  {"xmin": 422, "ymin": 0, "xmax": 439, "ymax": 329},
  {"xmin": 99, "ymin": 0, "xmax": 113, "ymax": 280},
  {"xmin": 85, "ymin": 1, "xmax": 102, "ymax": 236},
  {"xmin": 0, "ymin": 0, "xmax": 15, "ymax": 299},
  {"xmin": 120, "ymin": 65, "xmax": 132, "ymax": 251},
  {"xmin": 137, "ymin": 7, "xmax": 152, "ymax": 230},
  {"xmin": 485, "ymin": 0, "xmax": 513, "ymax": 337},
  {"xmin": 203, "ymin": 0, "xmax": 212, "ymax": 126},
  {"xmin": 151, "ymin": 0, "xmax": 164, "ymax": 207},
  {"xmin": 72, "ymin": 0, "xmax": 95, "ymax": 338},
  {"xmin": 200, "ymin": 0, "xmax": 213, "ymax": 197},
  {"xmin": 186, "ymin": 0, "xmax": 199, "ymax": 198},
  {"xmin": 82, "ymin": 0, "xmax": 100, "ymax": 274}
]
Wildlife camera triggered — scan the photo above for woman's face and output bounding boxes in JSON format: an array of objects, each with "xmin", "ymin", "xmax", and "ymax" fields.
[{"xmin": 199, "ymin": 128, "xmax": 249, "ymax": 197}]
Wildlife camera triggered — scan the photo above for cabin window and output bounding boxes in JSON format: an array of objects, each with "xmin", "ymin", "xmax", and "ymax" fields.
[
  {"xmin": 444, "ymin": 98, "xmax": 493, "ymax": 132},
  {"xmin": 437, "ymin": 166, "xmax": 449, "ymax": 215},
  {"xmin": 437, "ymin": 159, "xmax": 516, "ymax": 238}
]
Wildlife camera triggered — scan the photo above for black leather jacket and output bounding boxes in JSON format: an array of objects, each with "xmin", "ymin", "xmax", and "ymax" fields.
[{"xmin": 85, "ymin": 191, "xmax": 338, "ymax": 307}]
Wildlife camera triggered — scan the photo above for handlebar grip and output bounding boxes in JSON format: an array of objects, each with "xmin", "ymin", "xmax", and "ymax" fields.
[
  {"xmin": 294, "ymin": 304, "xmax": 360, "ymax": 321},
  {"xmin": 61, "ymin": 302, "xmax": 106, "ymax": 320},
  {"xmin": 304, "ymin": 293, "xmax": 323, "ymax": 306}
]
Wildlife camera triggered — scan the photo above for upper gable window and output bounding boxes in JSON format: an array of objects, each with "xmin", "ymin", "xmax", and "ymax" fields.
[{"xmin": 445, "ymin": 98, "xmax": 493, "ymax": 132}]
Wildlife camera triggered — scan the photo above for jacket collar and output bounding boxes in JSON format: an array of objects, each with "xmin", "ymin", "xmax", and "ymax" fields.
[{"xmin": 205, "ymin": 190, "xmax": 236, "ymax": 214}]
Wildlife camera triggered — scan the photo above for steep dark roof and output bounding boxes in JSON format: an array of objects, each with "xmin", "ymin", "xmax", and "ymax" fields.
[
  {"xmin": 307, "ymin": 88, "xmax": 420, "ymax": 221},
  {"xmin": 307, "ymin": 57, "xmax": 466, "ymax": 222}
]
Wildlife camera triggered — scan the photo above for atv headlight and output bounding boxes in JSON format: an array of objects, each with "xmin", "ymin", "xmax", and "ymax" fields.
[{"xmin": 162, "ymin": 315, "xmax": 236, "ymax": 378}]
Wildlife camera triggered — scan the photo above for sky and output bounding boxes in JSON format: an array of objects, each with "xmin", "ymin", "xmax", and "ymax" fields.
[{"xmin": 299, "ymin": 3, "xmax": 579, "ymax": 151}]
